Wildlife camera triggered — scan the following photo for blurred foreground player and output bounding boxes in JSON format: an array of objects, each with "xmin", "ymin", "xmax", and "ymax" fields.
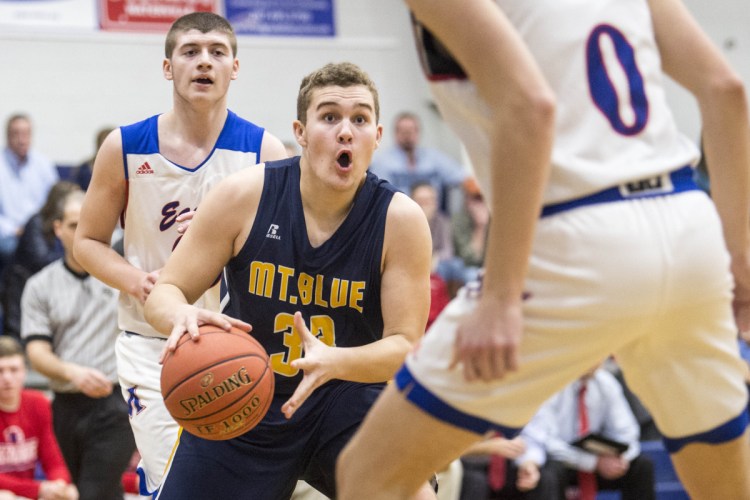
[{"xmin": 338, "ymin": 1, "xmax": 750, "ymax": 499}]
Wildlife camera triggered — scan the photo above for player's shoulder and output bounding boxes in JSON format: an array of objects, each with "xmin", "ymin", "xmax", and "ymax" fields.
[
  {"xmin": 209, "ymin": 161, "xmax": 266, "ymax": 205},
  {"xmin": 118, "ymin": 114, "xmax": 160, "ymax": 155},
  {"xmin": 387, "ymin": 190, "xmax": 426, "ymax": 220},
  {"xmin": 384, "ymin": 191, "xmax": 431, "ymax": 243}
]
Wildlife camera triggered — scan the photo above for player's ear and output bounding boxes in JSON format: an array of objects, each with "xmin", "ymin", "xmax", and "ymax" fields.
[
  {"xmin": 375, "ymin": 123, "xmax": 383, "ymax": 149},
  {"xmin": 163, "ymin": 58, "xmax": 173, "ymax": 81},
  {"xmin": 293, "ymin": 120, "xmax": 307, "ymax": 147},
  {"xmin": 231, "ymin": 58, "xmax": 239, "ymax": 81}
]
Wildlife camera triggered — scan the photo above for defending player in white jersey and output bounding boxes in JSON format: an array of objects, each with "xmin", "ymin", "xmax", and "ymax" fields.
[
  {"xmin": 338, "ymin": 1, "xmax": 750, "ymax": 499},
  {"xmin": 73, "ymin": 12, "xmax": 287, "ymax": 498}
]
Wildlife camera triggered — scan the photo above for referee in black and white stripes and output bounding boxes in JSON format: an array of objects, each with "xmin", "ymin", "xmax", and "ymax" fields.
[{"xmin": 21, "ymin": 188, "xmax": 136, "ymax": 500}]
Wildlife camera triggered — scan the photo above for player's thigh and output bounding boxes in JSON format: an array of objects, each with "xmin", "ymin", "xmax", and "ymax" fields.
[
  {"xmin": 304, "ymin": 383, "xmax": 383, "ymax": 497},
  {"xmin": 116, "ymin": 333, "xmax": 179, "ymax": 492},
  {"xmin": 615, "ymin": 194, "xmax": 748, "ymax": 438},
  {"xmin": 338, "ymin": 384, "xmax": 482, "ymax": 496},
  {"xmin": 405, "ymin": 288, "xmax": 637, "ymax": 429},
  {"xmin": 616, "ymin": 297, "xmax": 748, "ymax": 438},
  {"xmin": 159, "ymin": 431, "xmax": 299, "ymax": 500}
]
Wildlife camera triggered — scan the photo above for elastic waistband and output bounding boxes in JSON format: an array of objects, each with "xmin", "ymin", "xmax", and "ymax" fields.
[
  {"xmin": 541, "ymin": 166, "xmax": 698, "ymax": 217},
  {"xmin": 124, "ymin": 331, "xmax": 166, "ymax": 341}
]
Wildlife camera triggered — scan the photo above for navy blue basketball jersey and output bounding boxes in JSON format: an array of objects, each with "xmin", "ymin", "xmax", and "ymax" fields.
[{"xmin": 226, "ymin": 157, "xmax": 397, "ymax": 395}]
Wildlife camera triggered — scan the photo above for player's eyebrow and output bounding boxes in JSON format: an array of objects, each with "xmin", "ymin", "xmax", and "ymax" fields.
[{"xmin": 315, "ymin": 101, "xmax": 374, "ymax": 113}]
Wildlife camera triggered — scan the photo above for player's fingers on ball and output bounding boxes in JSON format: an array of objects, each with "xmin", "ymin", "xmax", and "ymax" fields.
[
  {"xmin": 158, "ymin": 345, "xmax": 169, "ymax": 364},
  {"xmin": 479, "ymin": 351, "xmax": 499, "ymax": 382},
  {"xmin": 506, "ymin": 347, "xmax": 520, "ymax": 372},
  {"xmin": 224, "ymin": 315, "xmax": 251, "ymax": 332},
  {"xmin": 462, "ymin": 357, "xmax": 477, "ymax": 382}
]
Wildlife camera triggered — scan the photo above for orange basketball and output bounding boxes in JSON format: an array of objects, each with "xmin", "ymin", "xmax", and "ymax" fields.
[{"xmin": 161, "ymin": 325, "xmax": 274, "ymax": 440}]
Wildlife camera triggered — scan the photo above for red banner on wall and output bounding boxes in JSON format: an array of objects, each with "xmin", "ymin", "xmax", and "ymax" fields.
[{"xmin": 100, "ymin": 0, "xmax": 219, "ymax": 32}]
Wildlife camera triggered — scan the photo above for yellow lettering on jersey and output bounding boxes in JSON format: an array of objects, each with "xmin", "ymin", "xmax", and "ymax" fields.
[
  {"xmin": 349, "ymin": 281, "xmax": 365, "ymax": 313},
  {"xmin": 249, "ymin": 262, "xmax": 274, "ymax": 298},
  {"xmin": 247, "ymin": 261, "xmax": 366, "ymax": 313},
  {"xmin": 330, "ymin": 278, "xmax": 348, "ymax": 308},
  {"xmin": 277, "ymin": 265, "xmax": 294, "ymax": 301},
  {"xmin": 271, "ymin": 313, "xmax": 336, "ymax": 377},
  {"xmin": 314, "ymin": 274, "xmax": 328, "ymax": 307},
  {"xmin": 298, "ymin": 273, "xmax": 313, "ymax": 305}
]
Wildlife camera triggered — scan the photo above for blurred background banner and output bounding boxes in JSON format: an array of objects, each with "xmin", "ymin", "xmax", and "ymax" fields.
[
  {"xmin": 99, "ymin": 0, "xmax": 219, "ymax": 32},
  {"xmin": 0, "ymin": 0, "xmax": 97, "ymax": 30},
  {"xmin": 225, "ymin": 0, "xmax": 335, "ymax": 37}
]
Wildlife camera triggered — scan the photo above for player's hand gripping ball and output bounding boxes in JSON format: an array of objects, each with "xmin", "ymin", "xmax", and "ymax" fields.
[{"xmin": 161, "ymin": 325, "xmax": 274, "ymax": 440}]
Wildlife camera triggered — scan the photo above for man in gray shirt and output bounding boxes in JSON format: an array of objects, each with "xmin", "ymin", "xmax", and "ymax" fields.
[{"xmin": 21, "ymin": 190, "xmax": 135, "ymax": 500}]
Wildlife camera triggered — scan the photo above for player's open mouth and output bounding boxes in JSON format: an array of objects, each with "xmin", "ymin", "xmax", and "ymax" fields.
[
  {"xmin": 194, "ymin": 77, "xmax": 213, "ymax": 85},
  {"xmin": 337, "ymin": 152, "xmax": 352, "ymax": 168}
]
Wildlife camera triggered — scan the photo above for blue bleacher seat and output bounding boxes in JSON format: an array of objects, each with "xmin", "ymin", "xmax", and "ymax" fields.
[{"xmin": 640, "ymin": 440, "xmax": 689, "ymax": 500}]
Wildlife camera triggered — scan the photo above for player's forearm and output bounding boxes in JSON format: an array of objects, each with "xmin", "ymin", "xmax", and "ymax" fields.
[
  {"xmin": 481, "ymin": 115, "xmax": 553, "ymax": 303},
  {"xmin": 144, "ymin": 283, "xmax": 190, "ymax": 336},
  {"xmin": 699, "ymin": 81, "xmax": 750, "ymax": 258},
  {"xmin": 330, "ymin": 334, "xmax": 414, "ymax": 383},
  {"xmin": 74, "ymin": 236, "xmax": 144, "ymax": 296}
]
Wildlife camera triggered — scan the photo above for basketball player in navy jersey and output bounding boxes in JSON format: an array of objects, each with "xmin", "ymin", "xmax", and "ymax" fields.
[
  {"xmin": 338, "ymin": 1, "xmax": 750, "ymax": 499},
  {"xmin": 73, "ymin": 12, "xmax": 287, "ymax": 497},
  {"xmin": 144, "ymin": 62, "xmax": 436, "ymax": 499}
]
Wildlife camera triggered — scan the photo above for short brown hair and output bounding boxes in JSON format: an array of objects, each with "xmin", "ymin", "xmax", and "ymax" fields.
[
  {"xmin": 0, "ymin": 337, "xmax": 24, "ymax": 359},
  {"xmin": 165, "ymin": 12, "xmax": 237, "ymax": 58},
  {"xmin": 296, "ymin": 62, "xmax": 380, "ymax": 125}
]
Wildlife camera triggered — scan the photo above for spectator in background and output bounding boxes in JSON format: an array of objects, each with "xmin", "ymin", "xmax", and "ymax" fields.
[
  {"xmin": 0, "ymin": 181, "xmax": 81, "ymax": 339},
  {"xmin": 0, "ymin": 114, "xmax": 59, "ymax": 271},
  {"xmin": 369, "ymin": 111, "xmax": 466, "ymax": 212},
  {"xmin": 450, "ymin": 177, "xmax": 489, "ymax": 286},
  {"xmin": 459, "ymin": 430, "xmax": 557, "ymax": 500},
  {"xmin": 22, "ymin": 190, "xmax": 135, "ymax": 500},
  {"xmin": 0, "ymin": 336, "xmax": 78, "ymax": 500},
  {"xmin": 72, "ymin": 127, "xmax": 115, "ymax": 191},
  {"xmin": 411, "ymin": 181, "xmax": 455, "ymax": 275},
  {"xmin": 531, "ymin": 366, "xmax": 655, "ymax": 500},
  {"xmin": 411, "ymin": 181, "xmax": 454, "ymax": 325}
]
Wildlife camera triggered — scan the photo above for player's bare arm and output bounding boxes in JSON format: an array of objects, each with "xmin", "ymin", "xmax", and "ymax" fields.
[
  {"xmin": 649, "ymin": 0, "xmax": 750, "ymax": 333},
  {"xmin": 259, "ymin": 130, "xmax": 289, "ymax": 163},
  {"xmin": 144, "ymin": 165, "xmax": 265, "ymax": 350},
  {"xmin": 280, "ymin": 193, "xmax": 432, "ymax": 419},
  {"xmin": 409, "ymin": 0, "xmax": 555, "ymax": 381},
  {"xmin": 74, "ymin": 129, "xmax": 158, "ymax": 303}
]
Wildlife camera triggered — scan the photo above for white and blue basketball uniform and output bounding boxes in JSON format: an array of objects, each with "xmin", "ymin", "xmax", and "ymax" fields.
[
  {"xmin": 157, "ymin": 158, "xmax": 397, "ymax": 500},
  {"xmin": 117, "ymin": 110, "xmax": 266, "ymax": 498},
  {"xmin": 402, "ymin": 0, "xmax": 749, "ymax": 454}
]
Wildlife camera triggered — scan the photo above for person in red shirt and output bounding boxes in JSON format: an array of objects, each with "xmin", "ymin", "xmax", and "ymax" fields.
[{"xmin": 0, "ymin": 336, "xmax": 77, "ymax": 500}]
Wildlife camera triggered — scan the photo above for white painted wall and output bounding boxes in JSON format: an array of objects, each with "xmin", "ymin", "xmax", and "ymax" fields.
[{"xmin": 0, "ymin": 0, "xmax": 747, "ymax": 165}]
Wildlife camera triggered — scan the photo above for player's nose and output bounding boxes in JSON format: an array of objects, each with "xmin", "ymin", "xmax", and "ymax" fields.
[{"xmin": 337, "ymin": 121, "xmax": 353, "ymax": 143}]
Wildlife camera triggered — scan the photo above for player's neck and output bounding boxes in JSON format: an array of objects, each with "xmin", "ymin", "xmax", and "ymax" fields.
[
  {"xmin": 300, "ymin": 186, "xmax": 358, "ymax": 248},
  {"xmin": 159, "ymin": 108, "xmax": 228, "ymax": 166},
  {"xmin": 168, "ymin": 104, "xmax": 229, "ymax": 145}
]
